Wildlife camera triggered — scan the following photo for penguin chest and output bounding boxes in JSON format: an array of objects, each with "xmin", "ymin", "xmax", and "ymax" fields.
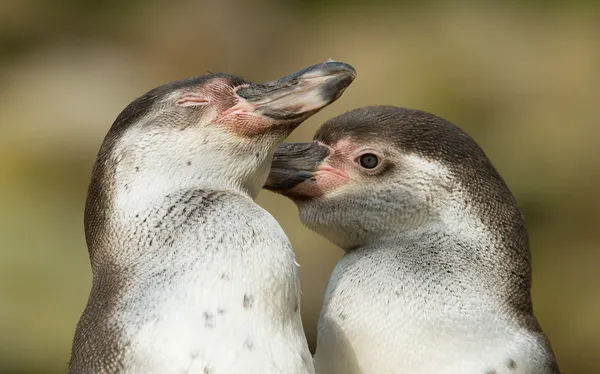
[
  {"xmin": 83, "ymin": 192, "xmax": 315, "ymax": 373},
  {"xmin": 118, "ymin": 262, "xmax": 313, "ymax": 374},
  {"xmin": 314, "ymin": 251, "xmax": 550, "ymax": 374}
]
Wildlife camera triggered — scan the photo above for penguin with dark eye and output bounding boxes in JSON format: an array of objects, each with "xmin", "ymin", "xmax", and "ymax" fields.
[
  {"xmin": 69, "ymin": 61, "xmax": 356, "ymax": 374},
  {"xmin": 265, "ymin": 106, "xmax": 560, "ymax": 374}
]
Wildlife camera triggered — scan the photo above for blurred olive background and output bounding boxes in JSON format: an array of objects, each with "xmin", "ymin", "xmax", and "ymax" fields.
[{"xmin": 0, "ymin": 0, "xmax": 598, "ymax": 373}]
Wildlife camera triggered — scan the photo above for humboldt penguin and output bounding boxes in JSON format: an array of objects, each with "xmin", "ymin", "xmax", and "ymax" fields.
[
  {"xmin": 69, "ymin": 61, "xmax": 356, "ymax": 374},
  {"xmin": 265, "ymin": 106, "xmax": 559, "ymax": 374}
]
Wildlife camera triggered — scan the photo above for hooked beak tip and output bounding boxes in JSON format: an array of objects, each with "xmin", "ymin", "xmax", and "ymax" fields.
[{"xmin": 237, "ymin": 61, "xmax": 356, "ymax": 121}]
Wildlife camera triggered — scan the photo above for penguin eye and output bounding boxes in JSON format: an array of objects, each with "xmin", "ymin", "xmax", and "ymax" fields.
[{"xmin": 359, "ymin": 153, "xmax": 379, "ymax": 169}]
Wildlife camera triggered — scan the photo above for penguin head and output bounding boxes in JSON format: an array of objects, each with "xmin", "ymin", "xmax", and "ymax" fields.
[
  {"xmin": 90, "ymin": 62, "xmax": 356, "ymax": 211},
  {"xmin": 265, "ymin": 106, "xmax": 520, "ymax": 250}
]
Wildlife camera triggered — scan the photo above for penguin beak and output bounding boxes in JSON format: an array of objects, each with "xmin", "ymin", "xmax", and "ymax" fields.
[
  {"xmin": 264, "ymin": 142, "xmax": 330, "ymax": 192},
  {"xmin": 236, "ymin": 61, "xmax": 356, "ymax": 121}
]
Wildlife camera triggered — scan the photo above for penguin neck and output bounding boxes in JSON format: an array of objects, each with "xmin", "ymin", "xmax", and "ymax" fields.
[
  {"xmin": 84, "ymin": 158, "xmax": 264, "ymax": 270},
  {"xmin": 104, "ymin": 123, "xmax": 275, "ymax": 212},
  {"xmin": 342, "ymin": 213, "xmax": 534, "ymax": 318},
  {"xmin": 114, "ymin": 170, "xmax": 253, "ymax": 212}
]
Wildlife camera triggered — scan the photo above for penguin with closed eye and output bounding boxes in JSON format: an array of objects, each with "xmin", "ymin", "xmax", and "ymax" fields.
[{"xmin": 69, "ymin": 62, "xmax": 356, "ymax": 374}]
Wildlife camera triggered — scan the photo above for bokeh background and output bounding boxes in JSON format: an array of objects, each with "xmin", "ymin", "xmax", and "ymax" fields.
[{"xmin": 1, "ymin": 0, "xmax": 598, "ymax": 373}]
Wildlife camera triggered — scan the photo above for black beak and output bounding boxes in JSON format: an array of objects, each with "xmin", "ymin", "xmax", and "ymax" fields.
[
  {"xmin": 264, "ymin": 142, "xmax": 330, "ymax": 191},
  {"xmin": 237, "ymin": 61, "xmax": 356, "ymax": 121}
]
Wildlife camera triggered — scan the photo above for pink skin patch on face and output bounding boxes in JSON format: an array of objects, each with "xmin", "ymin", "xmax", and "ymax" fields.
[
  {"xmin": 287, "ymin": 139, "xmax": 360, "ymax": 198},
  {"xmin": 213, "ymin": 98, "xmax": 272, "ymax": 137},
  {"xmin": 174, "ymin": 80, "xmax": 233, "ymax": 109},
  {"xmin": 175, "ymin": 80, "xmax": 274, "ymax": 137}
]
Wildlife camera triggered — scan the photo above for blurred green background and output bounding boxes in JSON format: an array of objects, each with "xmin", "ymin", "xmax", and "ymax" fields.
[{"xmin": 0, "ymin": 0, "xmax": 598, "ymax": 373}]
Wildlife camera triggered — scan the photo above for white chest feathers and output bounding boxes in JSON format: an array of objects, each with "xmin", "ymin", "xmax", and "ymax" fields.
[
  {"xmin": 98, "ymin": 190, "xmax": 314, "ymax": 374},
  {"xmin": 313, "ymin": 245, "xmax": 554, "ymax": 374}
]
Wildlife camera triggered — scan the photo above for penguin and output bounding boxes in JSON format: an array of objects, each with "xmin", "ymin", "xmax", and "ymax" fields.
[
  {"xmin": 264, "ymin": 106, "xmax": 559, "ymax": 374},
  {"xmin": 69, "ymin": 61, "xmax": 356, "ymax": 374}
]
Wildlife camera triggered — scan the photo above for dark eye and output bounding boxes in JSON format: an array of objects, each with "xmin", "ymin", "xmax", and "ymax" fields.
[{"xmin": 359, "ymin": 153, "xmax": 379, "ymax": 169}]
